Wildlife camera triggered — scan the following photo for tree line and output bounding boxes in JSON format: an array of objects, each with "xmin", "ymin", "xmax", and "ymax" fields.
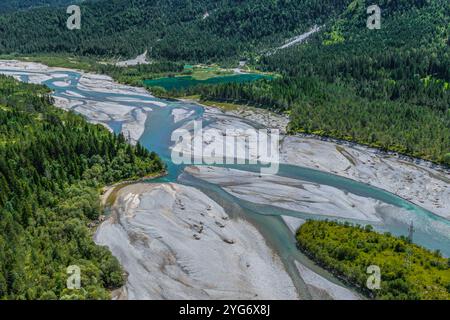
[{"xmin": 0, "ymin": 0, "xmax": 351, "ymax": 62}]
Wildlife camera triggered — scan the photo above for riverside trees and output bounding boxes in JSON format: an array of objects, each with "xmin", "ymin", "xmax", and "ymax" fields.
[{"xmin": 296, "ymin": 220, "xmax": 450, "ymax": 300}]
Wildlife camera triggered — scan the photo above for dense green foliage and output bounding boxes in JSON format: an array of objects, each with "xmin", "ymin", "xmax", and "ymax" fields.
[
  {"xmin": 297, "ymin": 220, "xmax": 450, "ymax": 300},
  {"xmin": 0, "ymin": 0, "xmax": 349, "ymax": 62},
  {"xmin": 184, "ymin": 0, "xmax": 450, "ymax": 164},
  {"xmin": 0, "ymin": 75, "xmax": 164, "ymax": 299}
]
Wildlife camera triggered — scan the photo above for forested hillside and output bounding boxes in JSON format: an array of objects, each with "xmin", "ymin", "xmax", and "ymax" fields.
[
  {"xmin": 0, "ymin": 0, "xmax": 351, "ymax": 61},
  {"xmin": 0, "ymin": 76, "xmax": 164, "ymax": 299}
]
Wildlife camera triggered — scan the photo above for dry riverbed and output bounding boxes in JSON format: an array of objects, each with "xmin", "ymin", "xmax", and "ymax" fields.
[
  {"xmin": 281, "ymin": 136, "xmax": 450, "ymax": 220},
  {"xmin": 0, "ymin": 60, "xmax": 165, "ymax": 145},
  {"xmin": 195, "ymin": 103, "xmax": 449, "ymax": 220},
  {"xmin": 184, "ymin": 166, "xmax": 393, "ymax": 223},
  {"xmin": 95, "ymin": 183, "xmax": 298, "ymax": 300}
]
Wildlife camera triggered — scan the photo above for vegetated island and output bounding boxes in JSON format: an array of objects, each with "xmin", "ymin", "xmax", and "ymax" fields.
[
  {"xmin": 0, "ymin": 75, "xmax": 165, "ymax": 299},
  {"xmin": 296, "ymin": 220, "xmax": 450, "ymax": 300}
]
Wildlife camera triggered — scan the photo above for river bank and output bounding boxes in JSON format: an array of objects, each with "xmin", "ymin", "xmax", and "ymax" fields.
[
  {"xmin": 281, "ymin": 135, "xmax": 450, "ymax": 220},
  {"xmin": 95, "ymin": 182, "xmax": 299, "ymax": 300},
  {"xmin": 185, "ymin": 166, "xmax": 396, "ymax": 223},
  {"xmin": 178, "ymin": 98, "xmax": 290, "ymax": 134},
  {"xmin": 100, "ymin": 171, "xmax": 168, "ymax": 207}
]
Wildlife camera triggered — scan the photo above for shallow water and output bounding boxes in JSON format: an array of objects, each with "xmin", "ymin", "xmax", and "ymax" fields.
[
  {"xmin": 143, "ymin": 73, "xmax": 272, "ymax": 91},
  {"xmin": 3, "ymin": 66, "xmax": 449, "ymax": 297}
]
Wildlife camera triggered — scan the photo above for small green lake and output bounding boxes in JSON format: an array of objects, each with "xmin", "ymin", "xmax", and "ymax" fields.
[{"xmin": 144, "ymin": 73, "xmax": 272, "ymax": 91}]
